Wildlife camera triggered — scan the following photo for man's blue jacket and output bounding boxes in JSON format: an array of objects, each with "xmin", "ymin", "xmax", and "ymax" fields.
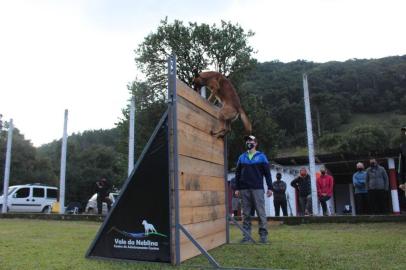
[{"xmin": 235, "ymin": 151, "xmax": 273, "ymax": 190}]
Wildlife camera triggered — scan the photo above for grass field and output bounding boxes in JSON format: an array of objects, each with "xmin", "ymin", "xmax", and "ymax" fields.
[{"xmin": 1, "ymin": 219, "xmax": 406, "ymax": 270}]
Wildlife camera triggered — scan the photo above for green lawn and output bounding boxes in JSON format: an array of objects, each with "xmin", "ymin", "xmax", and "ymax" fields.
[{"xmin": 1, "ymin": 219, "xmax": 406, "ymax": 269}]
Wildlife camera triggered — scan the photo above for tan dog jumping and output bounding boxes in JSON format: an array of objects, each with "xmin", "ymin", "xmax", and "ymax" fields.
[{"xmin": 192, "ymin": 68, "xmax": 252, "ymax": 138}]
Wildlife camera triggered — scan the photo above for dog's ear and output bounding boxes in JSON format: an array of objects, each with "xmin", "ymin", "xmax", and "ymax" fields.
[{"xmin": 192, "ymin": 67, "xmax": 199, "ymax": 78}]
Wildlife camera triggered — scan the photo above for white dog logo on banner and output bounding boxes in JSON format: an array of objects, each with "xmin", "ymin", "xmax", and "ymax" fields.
[{"xmin": 142, "ymin": 220, "xmax": 157, "ymax": 234}]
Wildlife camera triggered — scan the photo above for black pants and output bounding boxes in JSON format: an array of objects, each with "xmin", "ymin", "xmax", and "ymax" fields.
[
  {"xmin": 97, "ymin": 194, "xmax": 112, "ymax": 214},
  {"xmin": 274, "ymin": 199, "xmax": 288, "ymax": 217},
  {"xmin": 355, "ymin": 193, "xmax": 369, "ymax": 215},
  {"xmin": 368, "ymin": 190, "xmax": 387, "ymax": 214},
  {"xmin": 319, "ymin": 196, "xmax": 331, "ymax": 215}
]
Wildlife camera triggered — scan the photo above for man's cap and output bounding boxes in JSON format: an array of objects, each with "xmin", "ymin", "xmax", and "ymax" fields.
[
  {"xmin": 244, "ymin": 135, "xmax": 257, "ymax": 142},
  {"xmin": 356, "ymin": 162, "xmax": 364, "ymax": 169},
  {"xmin": 402, "ymin": 127, "xmax": 406, "ymax": 131}
]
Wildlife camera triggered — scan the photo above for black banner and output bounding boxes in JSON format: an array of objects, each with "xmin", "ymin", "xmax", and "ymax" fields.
[{"xmin": 86, "ymin": 113, "xmax": 171, "ymax": 262}]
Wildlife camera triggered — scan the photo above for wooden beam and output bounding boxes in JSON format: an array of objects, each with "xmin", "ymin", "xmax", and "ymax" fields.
[
  {"xmin": 177, "ymin": 120, "xmax": 224, "ymax": 165},
  {"xmin": 179, "ymin": 190, "xmax": 225, "ymax": 207},
  {"xmin": 180, "ymin": 205, "xmax": 226, "ymax": 225},
  {"xmin": 176, "ymin": 79, "xmax": 219, "ymax": 118},
  {"xmin": 178, "ymin": 155, "xmax": 224, "ymax": 178},
  {"xmin": 180, "ymin": 218, "xmax": 226, "ymax": 244},
  {"xmin": 179, "ymin": 173, "xmax": 225, "ymax": 191},
  {"xmin": 177, "ymin": 96, "xmax": 221, "ymax": 135}
]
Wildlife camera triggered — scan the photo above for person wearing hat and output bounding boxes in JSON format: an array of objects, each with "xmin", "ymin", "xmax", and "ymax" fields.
[
  {"xmin": 234, "ymin": 135, "xmax": 273, "ymax": 243},
  {"xmin": 352, "ymin": 162, "xmax": 368, "ymax": 215},
  {"xmin": 316, "ymin": 167, "xmax": 334, "ymax": 216}
]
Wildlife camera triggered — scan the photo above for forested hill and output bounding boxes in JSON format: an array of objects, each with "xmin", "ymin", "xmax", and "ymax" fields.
[{"xmin": 238, "ymin": 55, "xmax": 406, "ymax": 157}]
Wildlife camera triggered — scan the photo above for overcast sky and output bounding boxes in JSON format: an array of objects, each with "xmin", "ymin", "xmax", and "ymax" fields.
[{"xmin": 1, "ymin": 0, "xmax": 405, "ymax": 147}]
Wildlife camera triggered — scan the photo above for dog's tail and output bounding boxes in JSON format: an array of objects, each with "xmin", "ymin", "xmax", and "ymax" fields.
[{"xmin": 239, "ymin": 108, "xmax": 252, "ymax": 135}]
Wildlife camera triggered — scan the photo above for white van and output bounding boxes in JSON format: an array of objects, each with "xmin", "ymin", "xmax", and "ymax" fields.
[{"xmin": 0, "ymin": 184, "xmax": 58, "ymax": 213}]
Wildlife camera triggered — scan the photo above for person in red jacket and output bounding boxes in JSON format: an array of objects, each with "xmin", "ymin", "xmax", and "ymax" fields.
[{"xmin": 317, "ymin": 167, "xmax": 334, "ymax": 216}]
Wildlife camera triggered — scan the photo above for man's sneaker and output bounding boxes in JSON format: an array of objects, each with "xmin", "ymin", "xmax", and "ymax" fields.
[
  {"xmin": 259, "ymin": 236, "xmax": 268, "ymax": 244},
  {"xmin": 239, "ymin": 237, "xmax": 253, "ymax": 244}
]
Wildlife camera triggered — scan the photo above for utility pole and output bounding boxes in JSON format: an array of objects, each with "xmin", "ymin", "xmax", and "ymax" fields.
[
  {"xmin": 2, "ymin": 119, "xmax": 13, "ymax": 213},
  {"xmin": 59, "ymin": 110, "xmax": 68, "ymax": 214},
  {"xmin": 303, "ymin": 74, "xmax": 319, "ymax": 216},
  {"xmin": 128, "ymin": 96, "xmax": 135, "ymax": 176}
]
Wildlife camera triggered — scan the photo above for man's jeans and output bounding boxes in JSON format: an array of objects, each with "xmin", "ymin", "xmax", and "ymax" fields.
[{"xmin": 240, "ymin": 189, "xmax": 268, "ymax": 239}]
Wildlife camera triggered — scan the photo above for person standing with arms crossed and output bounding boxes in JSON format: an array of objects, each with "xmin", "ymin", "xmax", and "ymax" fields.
[{"xmin": 234, "ymin": 135, "xmax": 273, "ymax": 243}]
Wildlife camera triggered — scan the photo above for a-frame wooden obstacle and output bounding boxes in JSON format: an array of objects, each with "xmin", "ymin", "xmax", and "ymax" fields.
[{"xmin": 86, "ymin": 55, "xmax": 229, "ymax": 267}]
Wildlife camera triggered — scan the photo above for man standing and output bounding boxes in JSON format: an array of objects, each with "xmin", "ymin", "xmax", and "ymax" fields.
[
  {"xmin": 95, "ymin": 178, "xmax": 112, "ymax": 215},
  {"xmin": 272, "ymin": 173, "xmax": 288, "ymax": 217},
  {"xmin": 365, "ymin": 159, "xmax": 389, "ymax": 214},
  {"xmin": 352, "ymin": 162, "xmax": 369, "ymax": 215},
  {"xmin": 291, "ymin": 168, "xmax": 312, "ymax": 216},
  {"xmin": 316, "ymin": 167, "xmax": 334, "ymax": 216},
  {"xmin": 235, "ymin": 135, "xmax": 273, "ymax": 243}
]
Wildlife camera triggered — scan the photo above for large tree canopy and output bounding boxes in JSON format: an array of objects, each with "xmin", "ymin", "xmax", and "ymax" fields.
[
  {"xmin": 116, "ymin": 19, "xmax": 275, "ymax": 167},
  {"xmin": 135, "ymin": 18, "xmax": 256, "ymax": 99}
]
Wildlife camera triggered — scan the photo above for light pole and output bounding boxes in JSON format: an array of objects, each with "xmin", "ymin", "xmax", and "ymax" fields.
[
  {"xmin": 2, "ymin": 118, "xmax": 14, "ymax": 213},
  {"xmin": 59, "ymin": 110, "xmax": 68, "ymax": 214},
  {"xmin": 303, "ymin": 74, "xmax": 319, "ymax": 216},
  {"xmin": 128, "ymin": 96, "xmax": 135, "ymax": 176}
]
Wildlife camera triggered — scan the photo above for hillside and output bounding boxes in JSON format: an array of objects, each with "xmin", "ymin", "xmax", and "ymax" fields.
[
  {"xmin": 236, "ymin": 56, "xmax": 406, "ymax": 158},
  {"xmin": 276, "ymin": 112, "xmax": 406, "ymax": 158}
]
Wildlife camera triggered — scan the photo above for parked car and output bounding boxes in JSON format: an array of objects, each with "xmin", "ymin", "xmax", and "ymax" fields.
[
  {"xmin": 85, "ymin": 192, "xmax": 119, "ymax": 214},
  {"xmin": 0, "ymin": 184, "xmax": 58, "ymax": 213}
]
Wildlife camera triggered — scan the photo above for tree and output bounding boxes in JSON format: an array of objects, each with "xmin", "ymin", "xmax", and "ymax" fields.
[
  {"xmin": 338, "ymin": 125, "xmax": 389, "ymax": 154},
  {"xmin": 135, "ymin": 18, "xmax": 256, "ymax": 97},
  {"xmin": 0, "ymin": 128, "xmax": 57, "ymax": 188},
  {"xmin": 37, "ymin": 128, "xmax": 127, "ymax": 205},
  {"xmin": 117, "ymin": 18, "xmax": 260, "ymax": 166}
]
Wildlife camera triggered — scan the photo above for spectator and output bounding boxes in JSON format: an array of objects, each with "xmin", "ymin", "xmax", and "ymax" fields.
[
  {"xmin": 235, "ymin": 135, "xmax": 273, "ymax": 243},
  {"xmin": 95, "ymin": 178, "xmax": 112, "ymax": 215},
  {"xmin": 365, "ymin": 159, "xmax": 389, "ymax": 214},
  {"xmin": 399, "ymin": 127, "xmax": 406, "ymax": 193},
  {"xmin": 272, "ymin": 172, "xmax": 288, "ymax": 217},
  {"xmin": 291, "ymin": 168, "xmax": 312, "ymax": 216},
  {"xmin": 352, "ymin": 162, "xmax": 369, "ymax": 215},
  {"xmin": 316, "ymin": 167, "xmax": 334, "ymax": 216}
]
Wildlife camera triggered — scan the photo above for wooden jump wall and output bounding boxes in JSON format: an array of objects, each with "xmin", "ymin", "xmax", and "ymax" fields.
[{"xmin": 174, "ymin": 79, "xmax": 227, "ymax": 262}]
